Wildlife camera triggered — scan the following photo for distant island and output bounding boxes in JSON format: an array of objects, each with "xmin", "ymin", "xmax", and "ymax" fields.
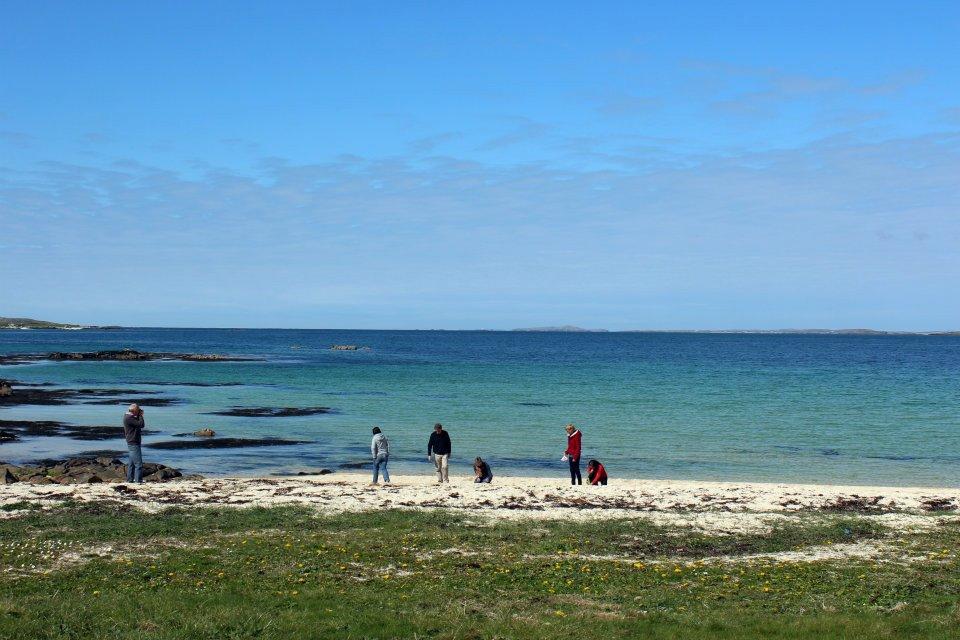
[
  {"xmin": 0, "ymin": 317, "xmax": 120, "ymax": 330},
  {"xmin": 512, "ymin": 325, "xmax": 609, "ymax": 333}
]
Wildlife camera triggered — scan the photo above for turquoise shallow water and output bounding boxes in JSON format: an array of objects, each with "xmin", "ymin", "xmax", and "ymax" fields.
[{"xmin": 1, "ymin": 328, "xmax": 958, "ymax": 486}]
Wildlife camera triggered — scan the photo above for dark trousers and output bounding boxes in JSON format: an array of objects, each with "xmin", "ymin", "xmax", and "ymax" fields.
[{"xmin": 568, "ymin": 457, "xmax": 581, "ymax": 485}]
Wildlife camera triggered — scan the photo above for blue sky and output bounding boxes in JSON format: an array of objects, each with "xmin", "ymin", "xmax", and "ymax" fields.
[{"xmin": 2, "ymin": 1, "xmax": 959, "ymax": 329}]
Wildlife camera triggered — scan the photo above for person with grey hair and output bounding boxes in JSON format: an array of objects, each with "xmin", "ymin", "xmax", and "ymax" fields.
[
  {"xmin": 122, "ymin": 403, "xmax": 145, "ymax": 483},
  {"xmin": 371, "ymin": 426, "xmax": 391, "ymax": 484}
]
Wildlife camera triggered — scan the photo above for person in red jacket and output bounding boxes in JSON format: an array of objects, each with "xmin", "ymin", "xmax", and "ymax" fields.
[
  {"xmin": 563, "ymin": 423, "xmax": 582, "ymax": 485},
  {"xmin": 586, "ymin": 459, "xmax": 608, "ymax": 486}
]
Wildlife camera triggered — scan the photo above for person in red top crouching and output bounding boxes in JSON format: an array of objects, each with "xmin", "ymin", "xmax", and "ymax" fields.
[
  {"xmin": 587, "ymin": 459, "xmax": 608, "ymax": 486},
  {"xmin": 563, "ymin": 423, "xmax": 582, "ymax": 485}
]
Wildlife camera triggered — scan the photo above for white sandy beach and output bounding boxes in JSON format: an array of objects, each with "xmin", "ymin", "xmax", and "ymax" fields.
[{"xmin": 4, "ymin": 472, "xmax": 959, "ymax": 536}]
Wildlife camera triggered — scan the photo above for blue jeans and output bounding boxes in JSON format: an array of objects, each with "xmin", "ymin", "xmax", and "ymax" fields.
[
  {"xmin": 373, "ymin": 453, "xmax": 390, "ymax": 483},
  {"xmin": 127, "ymin": 444, "xmax": 143, "ymax": 483}
]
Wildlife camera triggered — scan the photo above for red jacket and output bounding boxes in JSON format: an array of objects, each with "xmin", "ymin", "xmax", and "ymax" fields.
[
  {"xmin": 589, "ymin": 463, "xmax": 607, "ymax": 485},
  {"xmin": 565, "ymin": 430, "xmax": 582, "ymax": 461}
]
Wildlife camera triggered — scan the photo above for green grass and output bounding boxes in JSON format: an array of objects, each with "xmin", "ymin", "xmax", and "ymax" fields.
[{"xmin": 1, "ymin": 503, "xmax": 958, "ymax": 639}]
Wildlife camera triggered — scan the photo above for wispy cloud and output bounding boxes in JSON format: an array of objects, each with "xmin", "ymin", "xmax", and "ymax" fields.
[
  {"xmin": 408, "ymin": 131, "xmax": 461, "ymax": 153},
  {"xmin": 941, "ymin": 106, "xmax": 960, "ymax": 125},
  {"xmin": 595, "ymin": 93, "xmax": 661, "ymax": 117},
  {"xmin": 3, "ymin": 131, "xmax": 958, "ymax": 327},
  {"xmin": 683, "ymin": 60, "xmax": 928, "ymax": 120},
  {"xmin": 0, "ymin": 130, "xmax": 35, "ymax": 148},
  {"xmin": 477, "ymin": 118, "xmax": 551, "ymax": 150},
  {"xmin": 859, "ymin": 69, "xmax": 928, "ymax": 96}
]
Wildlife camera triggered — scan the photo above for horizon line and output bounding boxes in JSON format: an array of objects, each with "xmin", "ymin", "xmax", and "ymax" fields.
[{"xmin": 4, "ymin": 325, "xmax": 959, "ymax": 335}]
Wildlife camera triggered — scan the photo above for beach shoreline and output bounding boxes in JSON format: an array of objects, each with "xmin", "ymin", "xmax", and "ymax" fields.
[{"xmin": 4, "ymin": 471, "xmax": 958, "ymax": 534}]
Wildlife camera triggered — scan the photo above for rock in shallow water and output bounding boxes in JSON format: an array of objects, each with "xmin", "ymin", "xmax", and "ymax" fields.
[
  {"xmin": 147, "ymin": 437, "xmax": 307, "ymax": 450},
  {"xmin": 0, "ymin": 349, "xmax": 259, "ymax": 366},
  {"xmin": 205, "ymin": 407, "xmax": 334, "ymax": 417}
]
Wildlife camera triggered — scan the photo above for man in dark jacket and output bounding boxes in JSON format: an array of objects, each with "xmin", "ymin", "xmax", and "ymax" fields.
[
  {"xmin": 123, "ymin": 403, "xmax": 145, "ymax": 483},
  {"xmin": 427, "ymin": 423, "xmax": 452, "ymax": 483}
]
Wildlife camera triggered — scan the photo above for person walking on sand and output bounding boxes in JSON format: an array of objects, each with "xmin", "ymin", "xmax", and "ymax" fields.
[
  {"xmin": 371, "ymin": 426, "xmax": 391, "ymax": 484},
  {"xmin": 123, "ymin": 403, "xmax": 145, "ymax": 483},
  {"xmin": 474, "ymin": 457, "xmax": 493, "ymax": 483},
  {"xmin": 427, "ymin": 423, "xmax": 452, "ymax": 483},
  {"xmin": 587, "ymin": 459, "xmax": 608, "ymax": 486},
  {"xmin": 563, "ymin": 423, "xmax": 582, "ymax": 485}
]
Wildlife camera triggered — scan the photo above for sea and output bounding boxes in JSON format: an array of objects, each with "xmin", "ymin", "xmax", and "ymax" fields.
[{"xmin": 1, "ymin": 328, "xmax": 958, "ymax": 486}]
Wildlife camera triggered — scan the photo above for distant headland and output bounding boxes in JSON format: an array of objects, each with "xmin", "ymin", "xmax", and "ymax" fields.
[
  {"xmin": 1, "ymin": 317, "xmax": 958, "ymax": 335},
  {"xmin": 0, "ymin": 317, "xmax": 120, "ymax": 330}
]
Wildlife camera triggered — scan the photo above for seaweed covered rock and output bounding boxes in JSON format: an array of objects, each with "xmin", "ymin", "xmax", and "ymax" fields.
[{"xmin": 0, "ymin": 456, "xmax": 188, "ymax": 484}]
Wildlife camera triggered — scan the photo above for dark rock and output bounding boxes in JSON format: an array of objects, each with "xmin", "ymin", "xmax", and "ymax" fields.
[
  {"xmin": 147, "ymin": 438, "xmax": 307, "ymax": 450},
  {"xmin": 80, "ymin": 397, "xmax": 181, "ymax": 407},
  {"xmin": 273, "ymin": 469, "xmax": 334, "ymax": 476},
  {"xmin": 70, "ymin": 449, "xmax": 128, "ymax": 460},
  {"xmin": 0, "ymin": 380, "xmax": 11, "ymax": 397},
  {"xmin": 0, "ymin": 350, "xmax": 259, "ymax": 366},
  {"xmin": 143, "ymin": 467, "xmax": 181, "ymax": 482},
  {"xmin": 0, "ymin": 430, "xmax": 18, "ymax": 443},
  {"xmin": 130, "ymin": 381, "xmax": 245, "ymax": 387},
  {"xmin": 0, "ymin": 419, "xmax": 156, "ymax": 441},
  {"xmin": 70, "ymin": 472, "xmax": 103, "ymax": 484},
  {"xmin": 0, "ymin": 382, "xmax": 179, "ymax": 407},
  {"xmin": 0, "ymin": 419, "xmax": 70, "ymax": 436},
  {"xmin": 2, "ymin": 456, "xmax": 190, "ymax": 484},
  {"xmin": 194, "ymin": 428, "xmax": 215, "ymax": 437},
  {"xmin": 206, "ymin": 406, "xmax": 334, "ymax": 417},
  {"xmin": 63, "ymin": 425, "xmax": 139, "ymax": 441}
]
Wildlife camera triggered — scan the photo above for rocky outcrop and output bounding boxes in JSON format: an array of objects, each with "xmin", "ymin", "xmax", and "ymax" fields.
[
  {"xmin": 0, "ymin": 380, "xmax": 12, "ymax": 397},
  {"xmin": 193, "ymin": 428, "xmax": 216, "ymax": 437},
  {"xmin": 0, "ymin": 419, "xmax": 157, "ymax": 442},
  {"xmin": 0, "ymin": 349, "xmax": 259, "ymax": 366},
  {"xmin": 0, "ymin": 456, "xmax": 188, "ymax": 484},
  {"xmin": 205, "ymin": 406, "xmax": 334, "ymax": 417},
  {"xmin": 147, "ymin": 437, "xmax": 307, "ymax": 450},
  {"xmin": 0, "ymin": 381, "xmax": 180, "ymax": 407}
]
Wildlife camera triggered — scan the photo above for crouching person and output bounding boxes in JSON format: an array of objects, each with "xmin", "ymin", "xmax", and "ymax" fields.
[
  {"xmin": 587, "ymin": 459, "xmax": 607, "ymax": 486},
  {"xmin": 474, "ymin": 457, "xmax": 493, "ymax": 483}
]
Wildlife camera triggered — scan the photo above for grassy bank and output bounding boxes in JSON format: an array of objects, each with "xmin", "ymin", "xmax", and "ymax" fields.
[{"xmin": 1, "ymin": 503, "xmax": 958, "ymax": 639}]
